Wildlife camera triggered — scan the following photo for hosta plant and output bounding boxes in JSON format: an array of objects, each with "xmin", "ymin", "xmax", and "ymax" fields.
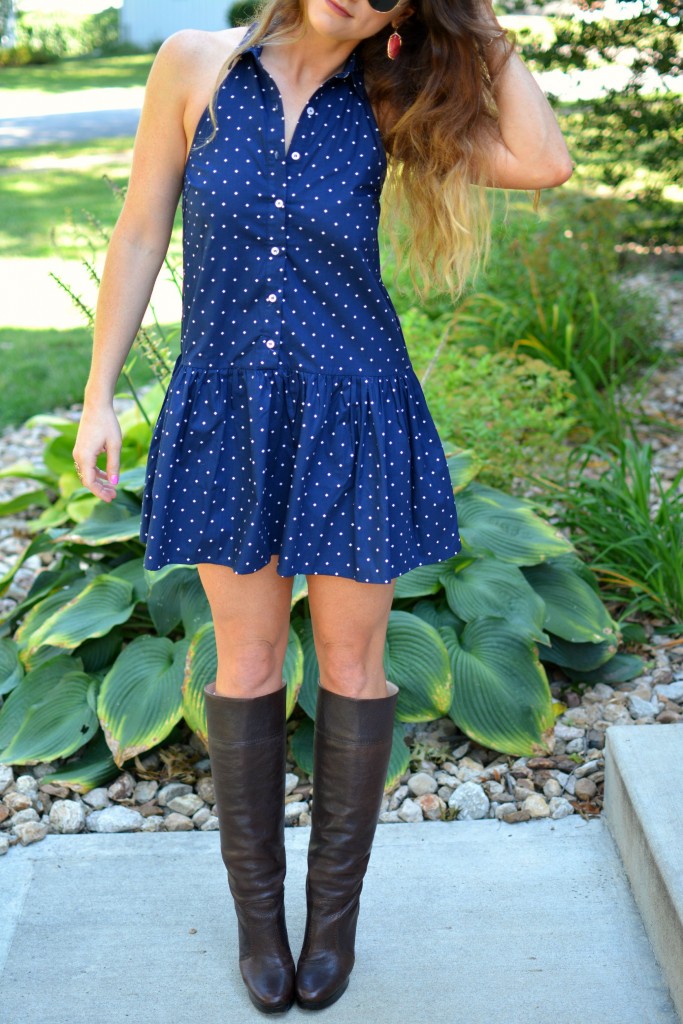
[{"xmin": 0, "ymin": 413, "xmax": 640, "ymax": 791}]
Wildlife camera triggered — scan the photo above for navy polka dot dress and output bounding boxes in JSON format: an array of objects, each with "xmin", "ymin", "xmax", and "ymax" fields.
[{"xmin": 139, "ymin": 22, "xmax": 462, "ymax": 583}]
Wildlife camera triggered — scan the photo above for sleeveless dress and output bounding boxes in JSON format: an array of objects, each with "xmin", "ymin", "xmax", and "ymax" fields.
[{"xmin": 139, "ymin": 22, "xmax": 462, "ymax": 584}]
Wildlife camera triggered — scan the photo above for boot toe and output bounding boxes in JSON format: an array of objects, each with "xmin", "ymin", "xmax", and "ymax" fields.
[
  {"xmin": 295, "ymin": 954, "xmax": 353, "ymax": 1009},
  {"xmin": 241, "ymin": 956, "xmax": 295, "ymax": 1013}
]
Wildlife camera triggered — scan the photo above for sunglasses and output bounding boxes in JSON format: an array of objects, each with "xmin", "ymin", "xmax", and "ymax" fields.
[{"xmin": 367, "ymin": 0, "xmax": 403, "ymax": 11}]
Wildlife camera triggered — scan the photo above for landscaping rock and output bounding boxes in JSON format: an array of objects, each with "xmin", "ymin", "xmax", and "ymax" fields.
[
  {"xmin": 448, "ymin": 781, "xmax": 490, "ymax": 820},
  {"xmin": 49, "ymin": 799, "xmax": 86, "ymax": 834},
  {"xmin": 157, "ymin": 783, "xmax": 192, "ymax": 807},
  {"xmin": 397, "ymin": 797, "xmax": 424, "ymax": 822},
  {"xmin": 14, "ymin": 821, "xmax": 49, "ymax": 845},
  {"xmin": 82, "ymin": 787, "xmax": 111, "ymax": 810},
  {"xmin": 107, "ymin": 772, "xmax": 136, "ymax": 802},
  {"xmin": 0, "ymin": 765, "xmax": 14, "ymax": 795},
  {"xmin": 86, "ymin": 806, "xmax": 144, "ymax": 833},
  {"xmin": 407, "ymin": 772, "xmax": 438, "ymax": 797},
  {"xmin": 196, "ymin": 777, "xmax": 216, "ymax": 804},
  {"xmin": 167, "ymin": 793, "xmax": 204, "ymax": 817},
  {"xmin": 163, "ymin": 812, "xmax": 193, "ymax": 832},
  {"xmin": 133, "ymin": 780, "xmax": 159, "ymax": 804}
]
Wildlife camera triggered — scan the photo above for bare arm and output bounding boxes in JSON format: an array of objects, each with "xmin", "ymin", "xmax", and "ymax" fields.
[
  {"xmin": 73, "ymin": 30, "xmax": 199, "ymax": 501},
  {"xmin": 478, "ymin": 16, "xmax": 574, "ymax": 190}
]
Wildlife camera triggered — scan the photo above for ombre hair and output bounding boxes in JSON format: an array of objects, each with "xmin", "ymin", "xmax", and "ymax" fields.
[{"xmin": 198, "ymin": 0, "xmax": 525, "ymax": 303}]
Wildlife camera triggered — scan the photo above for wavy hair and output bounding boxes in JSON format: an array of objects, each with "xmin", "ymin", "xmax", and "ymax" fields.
[{"xmin": 197, "ymin": 0, "xmax": 528, "ymax": 302}]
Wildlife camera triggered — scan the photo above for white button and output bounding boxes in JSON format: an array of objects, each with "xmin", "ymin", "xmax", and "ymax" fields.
[
  {"xmin": 265, "ymin": 339, "xmax": 276, "ymax": 349},
  {"xmin": 307, "ymin": 106, "xmax": 315, "ymax": 115},
  {"xmin": 267, "ymin": 293, "xmax": 277, "ymax": 302},
  {"xmin": 275, "ymin": 198, "xmax": 284, "ymax": 208},
  {"xmin": 271, "ymin": 246, "xmax": 280, "ymax": 255},
  {"xmin": 291, "ymin": 151, "xmax": 300, "ymax": 160}
]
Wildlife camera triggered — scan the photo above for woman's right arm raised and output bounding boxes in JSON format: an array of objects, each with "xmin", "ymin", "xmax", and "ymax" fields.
[{"xmin": 72, "ymin": 30, "xmax": 203, "ymax": 502}]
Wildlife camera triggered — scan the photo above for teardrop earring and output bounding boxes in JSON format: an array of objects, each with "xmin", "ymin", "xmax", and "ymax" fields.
[{"xmin": 387, "ymin": 28, "xmax": 402, "ymax": 60}]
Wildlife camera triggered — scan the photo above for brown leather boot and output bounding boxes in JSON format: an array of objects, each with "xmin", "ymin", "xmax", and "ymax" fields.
[
  {"xmin": 204, "ymin": 679, "xmax": 295, "ymax": 1014},
  {"xmin": 295, "ymin": 678, "xmax": 398, "ymax": 1010}
]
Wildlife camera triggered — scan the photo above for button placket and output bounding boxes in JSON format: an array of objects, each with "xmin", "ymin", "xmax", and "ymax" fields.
[
  {"xmin": 258, "ymin": 80, "xmax": 288, "ymax": 363},
  {"xmin": 254, "ymin": 60, "xmax": 327, "ymax": 363}
]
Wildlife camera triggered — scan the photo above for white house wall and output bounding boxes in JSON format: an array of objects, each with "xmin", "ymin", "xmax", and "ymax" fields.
[{"xmin": 120, "ymin": 0, "xmax": 240, "ymax": 49}]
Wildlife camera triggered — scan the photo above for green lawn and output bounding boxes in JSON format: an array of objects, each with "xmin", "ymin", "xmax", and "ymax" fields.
[
  {"xmin": 0, "ymin": 324, "xmax": 177, "ymax": 434},
  {"xmin": 0, "ymin": 53, "xmax": 155, "ymax": 92},
  {"xmin": 0, "ymin": 137, "xmax": 183, "ymax": 260}
]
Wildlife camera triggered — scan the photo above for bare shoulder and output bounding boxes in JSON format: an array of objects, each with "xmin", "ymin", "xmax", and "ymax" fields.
[
  {"xmin": 155, "ymin": 26, "xmax": 253, "ymax": 159},
  {"xmin": 156, "ymin": 26, "xmax": 249, "ymax": 83}
]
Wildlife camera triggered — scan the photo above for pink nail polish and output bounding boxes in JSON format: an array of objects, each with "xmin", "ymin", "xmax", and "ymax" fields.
[{"xmin": 111, "ymin": 474, "xmax": 119, "ymax": 484}]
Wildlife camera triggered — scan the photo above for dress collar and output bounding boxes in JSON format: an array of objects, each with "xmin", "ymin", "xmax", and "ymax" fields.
[{"xmin": 240, "ymin": 22, "xmax": 365, "ymax": 94}]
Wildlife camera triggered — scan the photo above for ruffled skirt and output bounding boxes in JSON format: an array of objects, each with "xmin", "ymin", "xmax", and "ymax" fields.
[{"xmin": 139, "ymin": 358, "xmax": 461, "ymax": 583}]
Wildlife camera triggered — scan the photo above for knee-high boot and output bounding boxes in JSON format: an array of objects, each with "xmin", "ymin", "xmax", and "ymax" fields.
[
  {"xmin": 295, "ymin": 677, "xmax": 398, "ymax": 1010},
  {"xmin": 203, "ymin": 679, "xmax": 296, "ymax": 1014}
]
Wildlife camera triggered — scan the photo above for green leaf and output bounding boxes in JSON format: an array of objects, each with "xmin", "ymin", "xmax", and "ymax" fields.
[
  {"xmin": 521, "ymin": 561, "xmax": 619, "ymax": 644},
  {"xmin": 40, "ymin": 425, "xmax": 79, "ymax": 478},
  {"xmin": 537, "ymin": 633, "xmax": 619, "ymax": 671},
  {"xmin": 146, "ymin": 565, "xmax": 198, "ymax": 635},
  {"xmin": 14, "ymin": 576, "xmax": 91, "ymax": 648},
  {"xmin": 0, "ymin": 488, "xmax": 51, "ymax": 516},
  {"xmin": 443, "ymin": 618, "xmax": 555, "ymax": 756},
  {"xmin": 283, "ymin": 625, "xmax": 304, "ymax": 719},
  {"xmin": 290, "ymin": 716, "xmax": 314, "ymax": 776},
  {"xmin": 0, "ymin": 653, "xmax": 77, "ymax": 750},
  {"xmin": 393, "ymin": 560, "xmax": 447, "ymax": 599},
  {"xmin": 0, "ymin": 638, "xmax": 24, "ymax": 697},
  {"xmin": 410, "ymin": 598, "xmax": 464, "ymax": 632},
  {"xmin": 440, "ymin": 557, "xmax": 549, "ymax": 642},
  {"xmin": 113, "ymin": 466, "xmax": 147, "ymax": 492},
  {"xmin": 456, "ymin": 482, "xmax": 575, "ymax": 563},
  {"xmin": 182, "ymin": 621, "xmax": 218, "ymax": 745},
  {"xmin": 75, "ymin": 626, "xmax": 125, "ymax": 674},
  {"xmin": 37, "ymin": 730, "xmax": 119, "ymax": 793},
  {"xmin": 292, "ymin": 618, "xmax": 320, "ymax": 721},
  {"xmin": 0, "ymin": 670, "xmax": 100, "ymax": 764},
  {"xmin": 0, "ymin": 458, "xmax": 54, "ymax": 485},
  {"xmin": 23, "ymin": 574, "xmax": 136, "ymax": 653},
  {"xmin": 0, "ymin": 531, "xmax": 60, "ymax": 607},
  {"xmin": 443, "ymin": 447, "xmax": 482, "ymax": 492},
  {"xmin": 384, "ymin": 610, "xmax": 453, "ymax": 721},
  {"xmin": 98, "ymin": 635, "xmax": 190, "ymax": 766},
  {"xmin": 178, "ymin": 572, "xmax": 213, "ymax": 637},
  {"xmin": 108, "ymin": 557, "xmax": 148, "ymax": 605},
  {"xmin": 386, "ymin": 723, "xmax": 411, "ymax": 789},
  {"xmin": 291, "ymin": 575, "xmax": 309, "ymax": 607},
  {"xmin": 560, "ymin": 651, "xmax": 645, "ymax": 684},
  {"xmin": 59, "ymin": 512, "xmax": 143, "ymax": 545}
]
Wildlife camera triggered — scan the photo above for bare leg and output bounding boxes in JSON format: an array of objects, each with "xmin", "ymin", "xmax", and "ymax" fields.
[
  {"xmin": 197, "ymin": 554, "xmax": 294, "ymax": 697},
  {"xmin": 305, "ymin": 573, "xmax": 396, "ymax": 698}
]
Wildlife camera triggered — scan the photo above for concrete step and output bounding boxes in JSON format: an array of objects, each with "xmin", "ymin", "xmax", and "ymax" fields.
[
  {"xmin": 604, "ymin": 723, "xmax": 683, "ymax": 1022},
  {"xmin": 1, "ymin": 814, "xmax": 679, "ymax": 1023}
]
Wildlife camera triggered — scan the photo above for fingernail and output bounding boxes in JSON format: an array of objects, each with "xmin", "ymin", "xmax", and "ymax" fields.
[{"xmin": 111, "ymin": 474, "xmax": 119, "ymax": 484}]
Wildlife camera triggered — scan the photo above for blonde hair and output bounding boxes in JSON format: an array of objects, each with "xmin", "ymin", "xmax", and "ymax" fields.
[{"xmin": 196, "ymin": 0, "xmax": 529, "ymax": 303}]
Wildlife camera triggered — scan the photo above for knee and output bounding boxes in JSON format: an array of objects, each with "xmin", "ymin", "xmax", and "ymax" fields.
[
  {"xmin": 316, "ymin": 643, "xmax": 377, "ymax": 698},
  {"xmin": 217, "ymin": 637, "xmax": 282, "ymax": 696}
]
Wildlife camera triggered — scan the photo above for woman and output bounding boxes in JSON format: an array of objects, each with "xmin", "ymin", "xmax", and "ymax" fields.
[{"xmin": 72, "ymin": 0, "xmax": 572, "ymax": 1014}]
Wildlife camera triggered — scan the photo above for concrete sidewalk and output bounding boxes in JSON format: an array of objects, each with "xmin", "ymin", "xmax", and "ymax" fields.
[{"xmin": 1, "ymin": 814, "xmax": 679, "ymax": 1024}]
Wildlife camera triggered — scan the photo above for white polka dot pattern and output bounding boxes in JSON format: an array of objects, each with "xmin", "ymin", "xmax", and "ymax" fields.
[{"xmin": 139, "ymin": 23, "xmax": 462, "ymax": 583}]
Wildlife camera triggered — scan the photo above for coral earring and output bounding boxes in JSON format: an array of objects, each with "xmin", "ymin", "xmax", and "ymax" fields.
[{"xmin": 387, "ymin": 30, "xmax": 401, "ymax": 60}]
